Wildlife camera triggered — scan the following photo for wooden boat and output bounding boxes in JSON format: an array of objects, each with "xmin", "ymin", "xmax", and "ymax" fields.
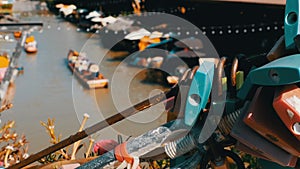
[
  {"xmin": 13, "ymin": 31, "xmax": 22, "ymax": 39},
  {"xmin": 24, "ymin": 36, "xmax": 38, "ymax": 53},
  {"xmin": 127, "ymin": 37, "xmax": 174, "ymax": 67},
  {"xmin": 67, "ymin": 50, "xmax": 109, "ymax": 89}
]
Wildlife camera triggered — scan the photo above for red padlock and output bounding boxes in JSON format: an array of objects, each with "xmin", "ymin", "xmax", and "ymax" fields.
[
  {"xmin": 273, "ymin": 84, "xmax": 300, "ymax": 141},
  {"xmin": 244, "ymin": 86, "xmax": 300, "ymax": 157}
]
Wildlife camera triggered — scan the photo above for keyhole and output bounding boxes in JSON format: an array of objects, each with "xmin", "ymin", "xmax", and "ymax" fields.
[
  {"xmin": 188, "ymin": 94, "xmax": 201, "ymax": 106},
  {"xmin": 287, "ymin": 12, "xmax": 297, "ymax": 25}
]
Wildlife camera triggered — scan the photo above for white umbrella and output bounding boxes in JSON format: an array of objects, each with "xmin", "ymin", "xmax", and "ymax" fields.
[
  {"xmin": 68, "ymin": 4, "xmax": 77, "ymax": 10},
  {"xmin": 100, "ymin": 16, "xmax": 117, "ymax": 26},
  {"xmin": 91, "ymin": 17, "xmax": 103, "ymax": 23},
  {"xmin": 149, "ymin": 31, "xmax": 163, "ymax": 39},
  {"xmin": 86, "ymin": 11, "xmax": 101, "ymax": 19},
  {"xmin": 124, "ymin": 28, "xmax": 151, "ymax": 40},
  {"xmin": 55, "ymin": 3, "xmax": 64, "ymax": 8},
  {"xmin": 163, "ymin": 32, "xmax": 177, "ymax": 38},
  {"xmin": 102, "ymin": 16, "xmax": 117, "ymax": 24},
  {"xmin": 106, "ymin": 17, "xmax": 134, "ymax": 31},
  {"xmin": 59, "ymin": 7, "xmax": 73, "ymax": 16}
]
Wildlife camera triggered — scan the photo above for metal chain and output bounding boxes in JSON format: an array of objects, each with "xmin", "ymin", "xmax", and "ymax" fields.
[
  {"xmin": 105, "ymin": 11, "xmax": 284, "ymax": 36},
  {"xmin": 200, "ymin": 22, "xmax": 284, "ymax": 36},
  {"xmin": 104, "ymin": 21, "xmax": 284, "ymax": 36}
]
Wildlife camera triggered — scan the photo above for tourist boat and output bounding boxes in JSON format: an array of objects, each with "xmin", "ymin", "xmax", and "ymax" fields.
[
  {"xmin": 24, "ymin": 36, "xmax": 38, "ymax": 53},
  {"xmin": 138, "ymin": 37, "xmax": 204, "ymax": 85},
  {"xmin": 127, "ymin": 37, "xmax": 174, "ymax": 67},
  {"xmin": 67, "ymin": 50, "xmax": 109, "ymax": 89}
]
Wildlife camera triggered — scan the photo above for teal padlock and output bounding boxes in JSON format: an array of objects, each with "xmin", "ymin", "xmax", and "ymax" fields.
[
  {"xmin": 249, "ymin": 54, "xmax": 300, "ymax": 86},
  {"xmin": 285, "ymin": 0, "xmax": 300, "ymax": 49},
  {"xmin": 237, "ymin": 54, "xmax": 300, "ymax": 100},
  {"xmin": 184, "ymin": 61, "xmax": 214, "ymax": 126}
]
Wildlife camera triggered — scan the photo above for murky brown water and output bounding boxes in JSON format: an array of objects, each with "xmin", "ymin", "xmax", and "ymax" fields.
[{"xmin": 1, "ymin": 13, "xmax": 168, "ymax": 154}]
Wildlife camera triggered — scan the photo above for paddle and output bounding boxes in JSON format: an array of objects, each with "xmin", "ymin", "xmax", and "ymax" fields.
[{"xmin": 8, "ymin": 83, "xmax": 179, "ymax": 169}]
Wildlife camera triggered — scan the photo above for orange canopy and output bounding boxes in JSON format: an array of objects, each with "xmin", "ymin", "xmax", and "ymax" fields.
[
  {"xmin": 25, "ymin": 36, "xmax": 35, "ymax": 43},
  {"xmin": 0, "ymin": 56, "xmax": 9, "ymax": 68},
  {"xmin": 138, "ymin": 36, "xmax": 161, "ymax": 51}
]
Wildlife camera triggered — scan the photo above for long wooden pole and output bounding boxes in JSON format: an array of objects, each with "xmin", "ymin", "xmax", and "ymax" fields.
[{"xmin": 9, "ymin": 85, "xmax": 178, "ymax": 169}]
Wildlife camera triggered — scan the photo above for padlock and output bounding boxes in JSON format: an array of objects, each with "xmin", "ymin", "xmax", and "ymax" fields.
[
  {"xmin": 284, "ymin": 0, "xmax": 300, "ymax": 50},
  {"xmin": 244, "ymin": 86, "xmax": 300, "ymax": 156},
  {"xmin": 273, "ymin": 84, "xmax": 300, "ymax": 141},
  {"xmin": 231, "ymin": 102, "xmax": 298, "ymax": 167}
]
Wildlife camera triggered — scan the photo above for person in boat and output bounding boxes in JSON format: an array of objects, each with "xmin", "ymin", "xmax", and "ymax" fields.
[
  {"xmin": 87, "ymin": 64, "xmax": 100, "ymax": 79},
  {"xmin": 69, "ymin": 55, "xmax": 78, "ymax": 66},
  {"xmin": 15, "ymin": 66, "xmax": 24, "ymax": 75},
  {"xmin": 78, "ymin": 60, "xmax": 89, "ymax": 74},
  {"xmin": 25, "ymin": 36, "xmax": 38, "ymax": 53},
  {"xmin": 69, "ymin": 51, "xmax": 80, "ymax": 68},
  {"xmin": 26, "ymin": 40, "xmax": 37, "ymax": 48},
  {"xmin": 81, "ymin": 64, "xmax": 100, "ymax": 80},
  {"xmin": 77, "ymin": 52, "xmax": 87, "ymax": 60}
]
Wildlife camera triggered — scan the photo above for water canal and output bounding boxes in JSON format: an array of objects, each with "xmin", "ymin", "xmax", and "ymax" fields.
[{"xmin": 1, "ymin": 11, "xmax": 168, "ymax": 154}]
